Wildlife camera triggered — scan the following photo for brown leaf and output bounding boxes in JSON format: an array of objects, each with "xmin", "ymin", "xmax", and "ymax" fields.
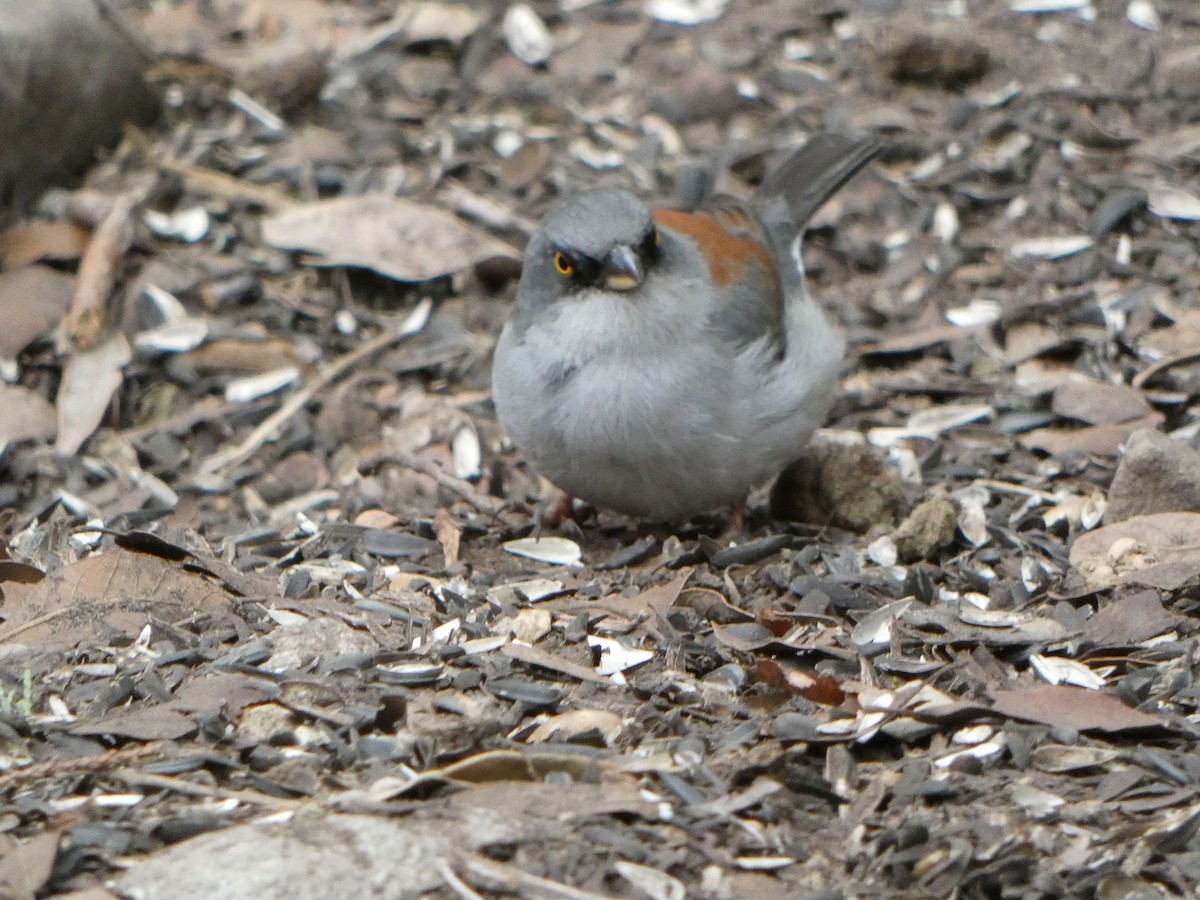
[
  {"xmin": 0, "ymin": 829, "xmax": 61, "ymax": 898},
  {"xmin": 593, "ymin": 570, "xmax": 690, "ymax": 639},
  {"xmin": 753, "ymin": 659, "xmax": 847, "ymax": 705},
  {"xmin": 1083, "ymin": 591, "xmax": 1184, "ymax": 648},
  {"xmin": 988, "ymin": 685, "xmax": 1166, "ymax": 733},
  {"xmin": 0, "ymin": 384, "xmax": 56, "ymax": 444},
  {"xmin": 181, "ymin": 337, "xmax": 305, "ymax": 376},
  {"xmin": 261, "ymin": 195, "xmax": 516, "ymax": 282},
  {"xmin": 0, "ymin": 547, "xmax": 230, "ymax": 651},
  {"xmin": 55, "ymin": 331, "xmax": 131, "ymax": 455},
  {"xmin": 1069, "ymin": 512, "xmax": 1200, "ymax": 590},
  {"xmin": 70, "ymin": 705, "xmax": 196, "ymax": 741},
  {"xmin": 1020, "ymin": 413, "xmax": 1163, "ymax": 457},
  {"xmin": 0, "ymin": 265, "xmax": 75, "ymax": 357},
  {"xmin": 170, "ymin": 673, "xmax": 280, "ymax": 717},
  {"xmin": 0, "ymin": 220, "xmax": 89, "ymax": 268},
  {"xmin": 1050, "ymin": 379, "xmax": 1154, "ymax": 425}
]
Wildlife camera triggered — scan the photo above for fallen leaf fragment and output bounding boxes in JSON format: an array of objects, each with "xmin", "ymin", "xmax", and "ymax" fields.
[
  {"xmin": 0, "ymin": 220, "xmax": 89, "ymax": 268},
  {"xmin": 0, "ymin": 547, "xmax": 229, "ymax": 651},
  {"xmin": 0, "ymin": 829, "xmax": 61, "ymax": 899},
  {"xmin": 70, "ymin": 705, "xmax": 196, "ymax": 741},
  {"xmin": 262, "ymin": 195, "xmax": 516, "ymax": 282},
  {"xmin": 1069, "ymin": 512, "xmax": 1200, "ymax": 589},
  {"xmin": 0, "ymin": 384, "xmax": 56, "ymax": 445},
  {"xmin": 55, "ymin": 331, "xmax": 131, "ymax": 454},
  {"xmin": 527, "ymin": 709, "xmax": 624, "ymax": 745},
  {"xmin": 0, "ymin": 265, "xmax": 75, "ymax": 358},
  {"xmin": 1083, "ymin": 590, "xmax": 1182, "ymax": 648},
  {"xmin": 988, "ymin": 685, "xmax": 1165, "ymax": 733}
]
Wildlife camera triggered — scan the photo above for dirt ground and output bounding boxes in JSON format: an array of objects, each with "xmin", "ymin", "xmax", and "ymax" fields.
[{"xmin": 3, "ymin": 0, "xmax": 1200, "ymax": 897}]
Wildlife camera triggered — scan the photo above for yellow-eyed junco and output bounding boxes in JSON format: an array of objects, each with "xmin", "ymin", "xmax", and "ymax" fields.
[{"xmin": 492, "ymin": 132, "xmax": 879, "ymax": 521}]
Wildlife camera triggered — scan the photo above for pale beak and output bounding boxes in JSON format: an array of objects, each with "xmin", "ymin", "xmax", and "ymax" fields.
[{"xmin": 603, "ymin": 244, "xmax": 643, "ymax": 291}]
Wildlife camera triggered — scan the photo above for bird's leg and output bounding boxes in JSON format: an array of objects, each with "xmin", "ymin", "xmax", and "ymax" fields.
[
  {"xmin": 716, "ymin": 498, "xmax": 747, "ymax": 544},
  {"xmin": 535, "ymin": 492, "xmax": 595, "ymax": 536}
]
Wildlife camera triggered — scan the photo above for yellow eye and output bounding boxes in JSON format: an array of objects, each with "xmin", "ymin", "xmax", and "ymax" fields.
[{"xmin": 553, "ymin": 251, "xmax": 573, "ymax": 277}]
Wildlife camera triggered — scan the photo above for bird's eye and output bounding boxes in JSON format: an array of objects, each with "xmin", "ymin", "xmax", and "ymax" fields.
[
  {"xmin": 641, "ymin": 227, "xmax": 661, "ymax": 258},
  {"xmin": 553, "ymin": 251, "xmax": 574, "ymax": 277}
]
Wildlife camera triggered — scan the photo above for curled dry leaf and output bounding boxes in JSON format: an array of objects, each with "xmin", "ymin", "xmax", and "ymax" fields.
[
  {"xmin": 262, "ymin": 195, "xmax": 516, "ymax": 282},
  {"xmin": 55, "ymin": 331, "xmax": 131, "ymax": 455},
  {"xmin": 527, "ymin": 709, "xmax": 624, "ymax": 745},
  {"xmin": 432, "ymin": 509, "xmax": 461, "ymax": 567}
]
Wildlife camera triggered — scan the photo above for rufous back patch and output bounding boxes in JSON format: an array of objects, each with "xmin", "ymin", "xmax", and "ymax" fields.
[{"xmin": 651, "ymin": 208, "xmax": 774, "ymax": 288}]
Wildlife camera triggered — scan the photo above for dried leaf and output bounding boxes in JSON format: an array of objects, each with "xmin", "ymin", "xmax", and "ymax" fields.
[
  {"xmin": 0, "ymin": 384, "xmax": 56, "ymax": 445},
  {"xmin": 55, "ymin": 331, "xmax": 131, "ymax": 454},
  {"xmin": 262, "ymin": 195, "xmax": 516, "ymax": 282},
  {"xmin": 988, "ymin": 685, "xmax": 1165, "ymax": 733},
  {"xmin": 0, "ymin": 548, "xmax": 229, "ymax": 651},
  {"xmin": 0, "ymin": 265, "xmax": 75, "ymax": 357},
  {"xmin": 1070, "ymin": 512, "xmax": 1200, "ymax": 589},
  {"xmin": 1083, "ymin": 591, "xmax": 1183, "ymax": 648}
]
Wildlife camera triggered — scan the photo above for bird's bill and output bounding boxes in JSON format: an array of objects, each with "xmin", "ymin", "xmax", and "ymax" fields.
[{"xmin": 603, "ymin": 244, "xmax": 643, "ymax": 291}]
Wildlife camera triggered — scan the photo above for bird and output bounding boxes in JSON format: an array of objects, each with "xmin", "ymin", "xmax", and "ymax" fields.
[{"xmin": 491, "ymin": 132, "xmax": 879, "ymax": 522}]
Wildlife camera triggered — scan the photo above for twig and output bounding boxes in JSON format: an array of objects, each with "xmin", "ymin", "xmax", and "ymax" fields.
[
  {"xmin": 438, "ymin": 860, "xmax": 486, "ymax": 900},
  {"xmin": 458, "ymin": 853, "xmax": 619, "ymax": 900},
  {"xmin": 1131, "ymin": 349, "xmax": 1200, "ymax": 390},
  {"xmin": 65, "ymin": 180, "xmax": 156, "ymax": 351},
  {"xmin": 112, "ymin": 769, "xmax": 306, "ymax": 809},
  {"xmin": 0, "ymin": 743, "xmax": 164, "ymax": 791},
  {"xmin": 388, "ymin": 449, "xmax": 508, "ymax": 521},
  {"xmin": 198, "ymin": 299, "xmax": 433, "ymax": 475},
  {"xmin": 156, "ymin": 159, "xmax": 297, "ymax": 211},
  {"xmin": 439, "ymin": 180, "xmax": 536, "ymax": 237}
]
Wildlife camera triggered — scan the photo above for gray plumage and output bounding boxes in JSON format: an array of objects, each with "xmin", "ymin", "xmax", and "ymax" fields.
[{"xmin": 492, "ymin": 133, "xmax": 878, "ymax": 520}]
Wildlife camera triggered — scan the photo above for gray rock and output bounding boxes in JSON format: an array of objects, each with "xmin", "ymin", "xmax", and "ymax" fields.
[
  {"xmin": 116, "ymin": 809, "xmax": 529, "ymax": 900},
  {"xmin": 1105, "ymin": 428, "xmax": 1200, "ymax": 523}
]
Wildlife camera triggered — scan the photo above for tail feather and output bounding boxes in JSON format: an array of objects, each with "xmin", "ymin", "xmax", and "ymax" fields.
[{"xmin": 755, "ymin": 132, "xmax": 880, "ymax": 233}]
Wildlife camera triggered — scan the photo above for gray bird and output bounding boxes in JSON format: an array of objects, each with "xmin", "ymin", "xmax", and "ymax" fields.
[{"xmin": 492, "ymin": 133, "xmax": 879, "ymax": 521}]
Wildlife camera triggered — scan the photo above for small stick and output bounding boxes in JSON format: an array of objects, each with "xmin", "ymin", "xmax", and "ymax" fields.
[
  {"xmin": 458, "ymin": 853, "xmax": 619, "ymax": 900},
  {"xmin": 198, "ymin": 299, "xmax": 432, "ymax": 476},
  {"xmin": 388, "ymin": 449, "xmax": 507, "ymax": 521},
  {"xmin": 0, "ymin": 743, "xmax": 163, "ymax": 791},
  {"xmin": 65, "ymin": 180, "xmax": 155, "ymax": 351},
  {"xmin": 157, "ymin": 159, "xmax": 297, "ymax": 211}
]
